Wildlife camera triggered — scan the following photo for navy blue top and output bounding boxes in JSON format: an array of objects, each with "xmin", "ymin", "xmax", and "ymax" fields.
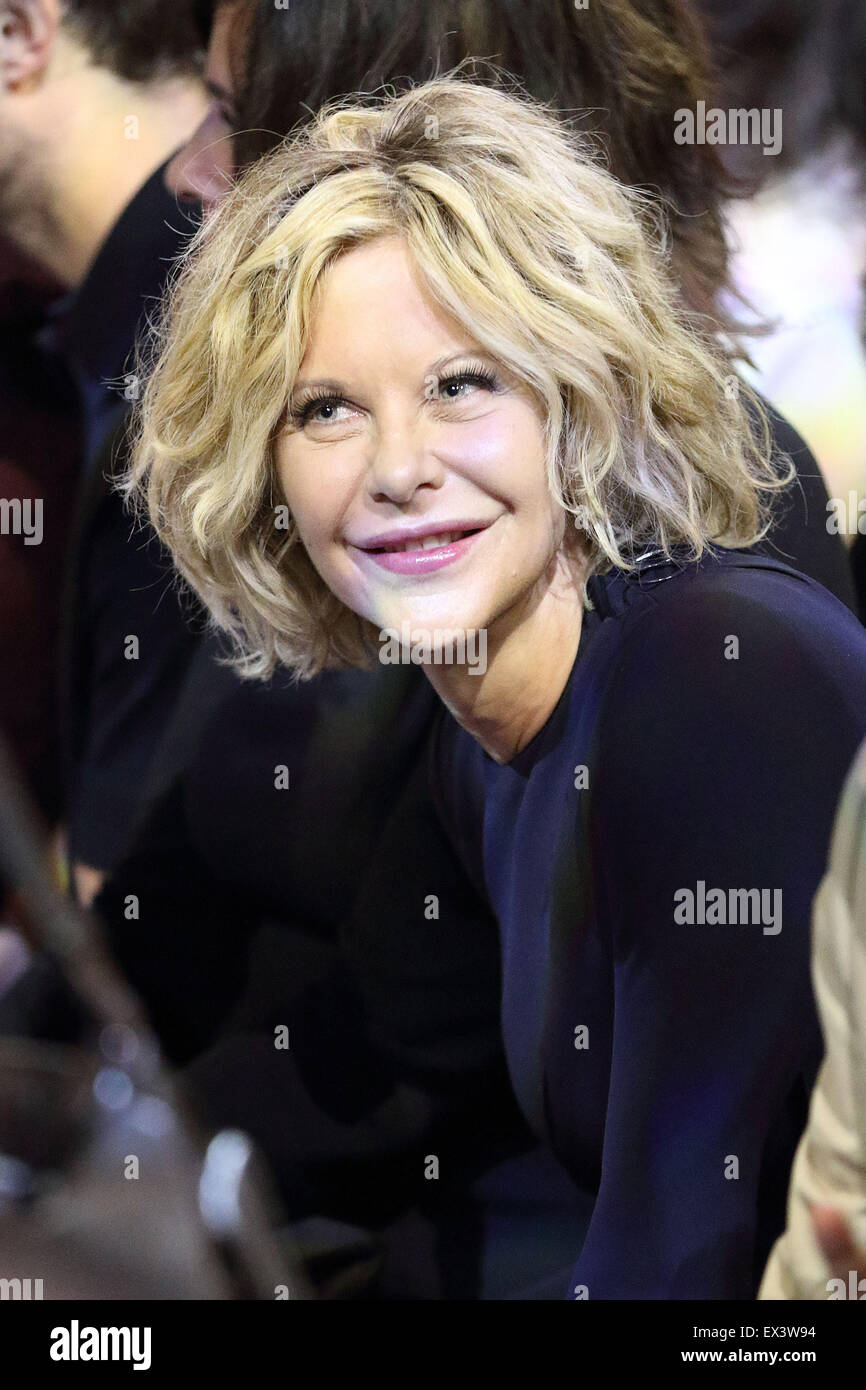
[{"xmin": 430, "ymin": 547, "xmax": 866, "ymax": 1299}]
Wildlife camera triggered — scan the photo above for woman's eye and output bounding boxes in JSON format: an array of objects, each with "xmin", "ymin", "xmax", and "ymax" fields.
[
  {"xmin": 437, "ymin": 370, "xmax": 498, "ymax": 401},
  {"xmin": 296, "ymin": 397, "xmax": 352, "ymax": 426},
  {"xmin": 289, "ymin": 370, "xmax": 498, "ymax": 428}
]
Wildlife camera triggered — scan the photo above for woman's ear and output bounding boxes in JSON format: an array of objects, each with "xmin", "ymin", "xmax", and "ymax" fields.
[
  {"xmin": 0, "ymin": 0, "xmax": 61, "ymax": 91},
  {"xmin": 556, "ymin": 507, "xmax": 594, "ymax": 589}
]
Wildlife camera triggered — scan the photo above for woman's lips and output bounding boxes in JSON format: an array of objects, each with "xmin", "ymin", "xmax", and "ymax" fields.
[{"xmin": 352, "ymin": 525, "xmax": 489, "ymax": 575}]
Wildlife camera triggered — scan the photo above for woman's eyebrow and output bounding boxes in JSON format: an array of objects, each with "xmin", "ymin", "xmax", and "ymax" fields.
[
  {"xmin": 428, "ymin": 350, "xmax": 488, "ymax": 373},
  {"xmin": 290, "ymin": 351, "xmax": 489, "ymax": 399},
  {"xmin": 290, "ymin": 378, "xmax": 349, "ymax": 399}
]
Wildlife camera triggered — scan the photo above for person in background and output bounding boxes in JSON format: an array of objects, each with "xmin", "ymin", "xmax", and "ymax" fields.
[
  {"xmin": 829, "ymin": 0, "xmax": 866, "ymax": 621},
  {"xmin": 0, "ymin": 233, "xmax": 78, "ymax": 1002},
  {"xmin": 695, "ymin": 0, "xmax": 866, "ymax": 560},
  {"xmin": 760, "ymin": 735, "xmax": 866, "ymax": 1299},
  {"xmin": 0, "ymin": 0, "xmax": 209, "ymax": 905},
  {"xmin": 0, "ymin": 236, "xmax": 79, "ymax": 827}
]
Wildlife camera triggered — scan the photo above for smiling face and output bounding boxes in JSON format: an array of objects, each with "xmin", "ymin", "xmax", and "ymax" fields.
[{"xmin": 274, "ymin": 235, "xmax": 575, "ymax": 652}]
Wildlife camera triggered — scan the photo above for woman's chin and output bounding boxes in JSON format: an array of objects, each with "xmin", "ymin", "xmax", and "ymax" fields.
[
  {"xmin": 360, "ymin": 600, "xmax": 487, "ymax": 670},
  {"xmin": 372, "ymin": 607, "xmax": 485, "ymax": 639}
]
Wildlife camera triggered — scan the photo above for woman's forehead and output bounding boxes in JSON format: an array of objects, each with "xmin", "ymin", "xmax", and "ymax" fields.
[{"xmin": 300, "ymin": 238, "xmax": 471, "ymax": 349}]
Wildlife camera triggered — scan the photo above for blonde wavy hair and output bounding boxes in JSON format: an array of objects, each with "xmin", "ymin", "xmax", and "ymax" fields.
[{"xmin": 126, "ymin": 72, "xmax": 790, "ymax": 680}]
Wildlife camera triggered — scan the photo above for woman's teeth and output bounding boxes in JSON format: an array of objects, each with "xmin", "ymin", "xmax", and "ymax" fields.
[{"xmin": 385, "ymin": 531, "xmax": 466, "ymax": 553}]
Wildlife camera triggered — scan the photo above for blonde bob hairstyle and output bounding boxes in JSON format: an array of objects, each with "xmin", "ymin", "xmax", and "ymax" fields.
[{"xmin": 126, "ymin": 72, "xmax": 790, "ymax": 680}]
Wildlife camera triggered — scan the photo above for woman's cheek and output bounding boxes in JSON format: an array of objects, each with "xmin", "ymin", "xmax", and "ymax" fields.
[
  {"xmin": 277, "ymin": 448, "xmax": 334, "ymax": 537},
  {"xmin": 445, "ymin": 406, "xmax": 548, "ymax": 507},
  {"xmin": 439, "ymin": 413, "xmax": 516, "ymax": 476}
]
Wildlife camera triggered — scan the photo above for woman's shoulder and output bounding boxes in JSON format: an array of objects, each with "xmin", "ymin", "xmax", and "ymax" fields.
[
  {"xmin": 590, "ymin": 545, "xmax": 866, "ymax": 674},
  {"xmin": 588, "ymin": 546, "xmax": 866, "ymax": 799},
  {"xmin": 582, "ymin": 553, "xmax": 866, "ymax": 964}
]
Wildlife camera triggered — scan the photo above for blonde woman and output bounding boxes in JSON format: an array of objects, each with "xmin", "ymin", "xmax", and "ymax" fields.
[{"xmin": 128, "ymin": 77, "xmax": 866, "ymax": 1298}]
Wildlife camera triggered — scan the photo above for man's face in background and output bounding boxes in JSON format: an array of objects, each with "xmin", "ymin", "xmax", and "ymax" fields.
[
  {"xmin": 165, "ymin": 0, "xmax": 247, "ymax": 208},
  {"xmin": 0, "ymin": 0, "xmax": 208, "ymax": 286}
]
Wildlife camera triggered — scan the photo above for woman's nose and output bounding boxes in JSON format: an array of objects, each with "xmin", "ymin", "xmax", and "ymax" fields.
[{"xmin": 366, "ymin": 422, "xmax": 445, "ymax": 504}]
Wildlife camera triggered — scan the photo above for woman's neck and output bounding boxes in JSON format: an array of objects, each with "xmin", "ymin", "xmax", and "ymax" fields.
[{"xmin": 423, "ymin": 550, "xmax": 588, "ymax": 764}]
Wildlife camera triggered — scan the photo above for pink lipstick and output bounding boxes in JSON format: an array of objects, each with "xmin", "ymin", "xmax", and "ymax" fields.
[{"xmin": 351, "ymin": 521, "xmax": 492, "ymax": 576}]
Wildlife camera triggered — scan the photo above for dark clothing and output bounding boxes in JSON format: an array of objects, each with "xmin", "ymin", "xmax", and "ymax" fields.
[
  {"xmin": 431, "ymin": 547, "xmax": 866, "ymax": 1299},
  {"xmin": 62, "ymin": 451, "xmax": 205, "ymax": 869},
  {"xmin": 748, "ymin": 402, "xmax": 857, "ymax": 615},
  {"xmin": 98, "ymin": 660, "xmax": 453, "ymax": 1059},
  {"xmin": 51, "ymin": 164, "xmax": 205, "ymax": 870},
  {"xmin": 96, "ymin": 660, "xmax": 589, "ymax": 1299},
  {"xmin": 0, "ymin": 255, "xmax": 81, "ymax": 821},
  {"xmin": 45, "ymin": 165, "xmax": 199, "ymax": 470},
  {"xmin": 848, "ymin": 531, "xmax": 866, "ymax": 624}
]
